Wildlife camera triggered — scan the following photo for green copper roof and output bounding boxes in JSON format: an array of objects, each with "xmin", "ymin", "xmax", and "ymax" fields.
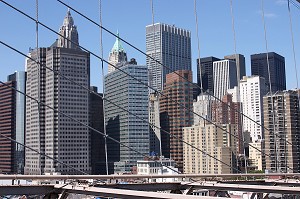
[{"xmin": 111, "ymin": 32, "xmax": 126, "ymax": 53}]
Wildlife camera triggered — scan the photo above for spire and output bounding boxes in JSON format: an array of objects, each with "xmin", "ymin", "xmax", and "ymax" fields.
[
  {"xmin": 63, "ymin": 8, "xmax": 74, "ymax": 28},
  {"xmin": 108, "ymin": 31, "xmax": 128, "ymax": 74},
  {"xmin": 111, "ymin": 31, "xmax": 126, "ymax": 53},
  {"xmin": 57, "ymin": 9, "xmax": 79, "ymax": 49}
]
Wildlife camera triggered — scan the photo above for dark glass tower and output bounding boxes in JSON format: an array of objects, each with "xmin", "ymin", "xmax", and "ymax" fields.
[
  {"xmin": 197, "ymin": 56, "xmax": 220, "ymax": 94},
  {"xmin": 251, "ymin": 52, "xmax": 286, "ymax": 93},
  {"xmin": 0, "ymin": 71, "xmax": 26, "ymax": 174}
]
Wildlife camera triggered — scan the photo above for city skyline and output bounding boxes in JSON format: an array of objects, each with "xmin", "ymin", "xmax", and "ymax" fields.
[{"xmin": 1, "ymin": 0, "xmax": 300, "ymax": 91}]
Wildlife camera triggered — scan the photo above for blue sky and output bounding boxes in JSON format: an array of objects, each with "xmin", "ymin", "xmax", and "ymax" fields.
[{"xmin": 0, "ymin": 0, "xmax": 299, "ymax": 91}]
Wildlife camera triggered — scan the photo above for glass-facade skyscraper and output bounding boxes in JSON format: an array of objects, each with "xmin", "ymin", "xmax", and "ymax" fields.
[
  {"xmin": 0, "ymin": 71, "xmax": 26, "ymax": 174},
  {"xmin": 8, "ymin": 71, "xmax": 26, "ymax": 174},
  {"xmin": 105, "ymin": 62, "xmax": 149, "ymax": 174},
  {"xmin": 251, "ymin": 52, "xmax": 286, "ymax": 93},
  {"xmin": 146, "ymin": 23, "xmax": 191, "ymax": 92}
]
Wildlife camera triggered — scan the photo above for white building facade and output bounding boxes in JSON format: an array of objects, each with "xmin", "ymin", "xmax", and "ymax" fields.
[
  {"xmin": 213, "ymin": 60, "xmax": 238, "ymax": 100},
  {"xmin": 193, "ymin": 93, "xmax": 213, "ymax": 124},
  {"xmin": 240, "ymin": 76, "xmax": 266, "ymax": 171}
]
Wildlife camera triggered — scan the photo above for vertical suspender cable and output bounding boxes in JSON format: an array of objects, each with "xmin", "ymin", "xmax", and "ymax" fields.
[
  {"xmin": 229, "ymin": 0, "xmax": 248, "ymax": 174},
  {"xmin": 287, "ymin": 0, "xmax": 299, "ymax": 173},
  {"xmin": 261, "ymin": 0, "xmax": 279, "ymax": 173},
  {"xmin": 288, "ymin": 0, "xmax": 299, "ymax": 91},
  {"xmin": 194, "ymin": 0, "xmax": 203, "ymax": 95},
  {"xmin": 150, "ymin": 0, "xmax": 164, "ymax": 177},
  {"xmin": 150, "ymin": 0, "xmax": 162, "ymax": 157},
  {"xmin": 35, "ymin": 0, "xmax": 42, "ymax": 175},
  {"xmin": 99, "ymin": 0, "xmax": 109, "ymax": 175},
  {"xmin": 193, "ymin": 0, "xmax": 208, "ymax": 173}
]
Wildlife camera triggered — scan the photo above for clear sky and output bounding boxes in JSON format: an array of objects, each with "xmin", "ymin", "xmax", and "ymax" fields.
[{"xmin": 1, "ymin": 0, "xmax": 299, "ymax": 92}]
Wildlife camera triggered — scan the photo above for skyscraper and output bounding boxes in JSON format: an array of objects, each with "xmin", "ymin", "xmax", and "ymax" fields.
[
  {"xmin": 160, "ymin": 70, "xmax": 193, "ymax": 172},
  {"xmin": 108, "ymin": 33, "xmax": 128, "ymax": 74},
  {"xmin": 240, "ymin": 76, "xmax": 266, "ymax": 171},
  {"xmin": 8, "ymin": 72, "xmax": 26, "ymax": 174},
  {"xmin": 146, "ymin": 23, "xmax": 191, "ymax": 92},
  {"xmin": 105, "ymin": 62, "xmax": 149, "ymax": 174},
  {"xmin": 224, "ymin": 54, "xmax": 246, "ymax": 80},
  {"xmin": 197, "ymin": 56, "xmax": 220, "ymax": 94},
  {"xmin": 263, "ymin": 90, "xmax": 300, "ymax": 173},
  {"xmin": 89, "ymin": 86, "xmax": 105, "ymax": 175},
  {"xmin": 25, "ymin": 10, "xmax": 91, "ymax": 175},
  {"xmin": 213, "ymin": 59, "xmax": 238, "ymax": 100},
  {"xmin": 0, "ymin": 71, "xmax": 26, "ymax": 174},
  {"xmin": 251, "ymin": 52, "xmax": 286, "ymax": 93},
  {"xmin": 24, "ymin": 48, "xmax": 47, "ymax": 175}
]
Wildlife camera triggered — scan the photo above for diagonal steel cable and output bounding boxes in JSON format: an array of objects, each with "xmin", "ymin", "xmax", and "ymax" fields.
[
  {"xmin": 54, "ymin": 0, "xmax": 297, "ymax": 154},
  {"xmin": 53, "ymin": 0, "xmax": 297, "ymax": 151},
  {"xmin": 0, "ymin": 0, "xmax": 242, "ymax": 172},
  {"xmin": 0, "ymin": 39, "xmax": 236, "ymax": 174},
  {"xmin": 2, "ymin": 0, "xmax": 291, "ymax": 172}
]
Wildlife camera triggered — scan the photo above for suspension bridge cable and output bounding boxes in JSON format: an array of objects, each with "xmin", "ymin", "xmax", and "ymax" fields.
[
  {"xmin": 54, "ymin": 0, "xmax": 282, "ymax": 141},
  {"xmin": 229, "ymin": 0, "xmax": 248, "ymax": 174},
  {"xmin": 0, "ymin": 0, "xmax": 286, "ymax": 172},
  {"xmin": 0, "ymin": 82, "xmax": 88, "ymax": 174},
  {"xmin": 54, "ymin": 0, "xmax": 297, "ymax": 153},
  {"xmin": 287, "ymin": 0, "xmax": 300, "ymax": 173},
  {"xmin": 290, "ymin": 0, "xmax": 300, "ymax": 10},
  {"xmin": 287, "ymin": 0, "xmax": 299, "ymax": 91},
  {"xmin": 35, "ymin": 0, "xmax": 43, "ymax": 175},
  {"xmin": 150, "ymin": 0, "xmax": 164, "ymax": 175},
  {"xmin": 261, "ymin": 0, "xmax": 280, "ymax": 173},
  {"xmin": 0, "ymin": 1, "xmax": 241, "ymax": 172},
  {"xmin": 194, "ymin": 0, "xmax": 203, "ymax": 94},
  {"xmin": 0, "ymin": 39, "xmax": 236, "ymax": 174},
  {"xmin": 2, "ymin": 1, "xmax": 291, "ymax": 174},
  {"xmin": 98, "ymin": 0, "xmax": 109, "ymax": 176},
  {"xmin": 0, "ymin": 77, "xmax": 178, "ymax": 175},
  {"xmin": 6, "ymin": 0, "xmax": 296, "ymax": 172}
]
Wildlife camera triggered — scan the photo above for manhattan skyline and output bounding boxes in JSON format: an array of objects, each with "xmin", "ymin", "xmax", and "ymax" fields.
[{"xmin": 0, "ymin": 0, "xmax": 299, "ymax": 91}]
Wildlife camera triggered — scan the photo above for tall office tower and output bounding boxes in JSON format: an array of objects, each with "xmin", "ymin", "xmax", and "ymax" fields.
[
  {"xmin": 108, "ymin": 33, "xmax": 127, "ymax": 74},
  {"xmin": 0, "ymin": 71, "xmax": 26, "ymax": 174},
  {"xmin": 146, "ymin": 23, "xmax": 191, "ymax": 92},
  {"xmin": 197, "ymin": 56, "xmax": 220, "ymax": 94},
  {"xmin": 224, "ymin": 54, "xmax": 246, "ymax": 80},
  {"xmin": 264, "ymin": 90, "xmax": 300, "ymax": 173},
  {"xmin": 7, "ymin": 72, "xmax": 26, "ymax": 174},
  {"xmin": 25, "ymin": 10, "xmax": 91, "ymax": 175},
  {"xmin": 149, "ymin": 92, "xmax": 161, "ymax": 156},
  {"xmin": 251, "ymin": 52, "xmax": 286, "ymax": 93},
  {"xmin": 160, "ymin": 70, "xmax": 193, "ymax": 172},
  {"xmin": 213, "ymin": 60, "xmax": 238, "ymax": 100},
  {"xmin": 211, "ymin": 94, "xmax": 242, "ymax": 154},
  {"xmin": 193, "ymin": 93, "xmax": 213, "ymax": 124},
  {"xmin": 105, "ymin": 62, "xmax": 149, "ymax": 174},
  {"xmin": 89, "ymin": 86, "xmax": 105, "ymax": 174},
  {"xmin": 240, "ymin": 76, "xmax": 266, "ymax": 171},
  {"xmin": 25, "ymin": 48, "xmax": 47, "ymax": 175},
  {"xmin": 183, "ymin": 123, "xmax": 237, "ymax": 174}
]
